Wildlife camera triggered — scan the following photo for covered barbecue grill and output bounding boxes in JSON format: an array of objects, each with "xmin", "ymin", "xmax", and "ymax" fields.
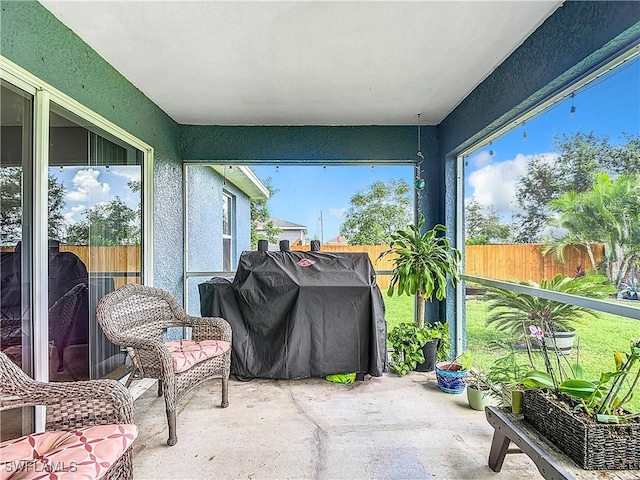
[{"xmin": 199, "ymin": 250, "xmax": 386, "ymax": 379}]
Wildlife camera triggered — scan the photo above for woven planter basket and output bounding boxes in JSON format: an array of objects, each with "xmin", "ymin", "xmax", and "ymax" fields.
[{"xmin": 523, "ymin": 390, "xmax": 640, "ymax": 470}]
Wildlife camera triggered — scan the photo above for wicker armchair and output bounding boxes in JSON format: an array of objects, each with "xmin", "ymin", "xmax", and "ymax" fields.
[
  {"xmin": 0, "ymin": 351, "xmax": 135, "ymax": 480},
  {"xmin": 96, "ymin": 283, "xmax": 231, "ymax": 446}
]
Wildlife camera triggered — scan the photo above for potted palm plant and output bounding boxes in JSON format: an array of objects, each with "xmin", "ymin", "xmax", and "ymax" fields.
[
  {"xmin": 485, "ymin": 273, "xmax": 614, "ymax": 355},
  {"xmin": 378, "ymin": 215, "xmax": 461, "ymax": 373}
]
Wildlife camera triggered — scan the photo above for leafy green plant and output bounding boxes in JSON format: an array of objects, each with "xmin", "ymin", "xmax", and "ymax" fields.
[
  {"xmin": 378, "ymin": 215, "xmax": 461, "ymax": 329},
  {"xmin": 387, "ymin": 321, "xmax": 449, "ymax": 375},
  {"xmin": 439, "ymin": 350, "xmax": 473, "ymax": 371},
  {"xmin": 485, "ymin": 273, "xmax": 615, "ymax": 335},
  {"xmin": 466, "ymin": 368, "xmax": 488, "ymax": 390},
  {"xmin": 487, "ymin": 341, "xmax": 530, "ymax": 388},
  {"xmin": 522, "ymin": 331, "xmax": 640, "ymax": 422}
]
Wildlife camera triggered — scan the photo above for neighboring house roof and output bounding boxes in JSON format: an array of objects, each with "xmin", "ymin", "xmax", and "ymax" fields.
[
  {"xmin": 326, "ymin": 235, "xmax": 346, "ymax": 244},
  {"xmin": 209, "ymin": 165, "xmax": 269, "ymax": 200},
  {"xmin": 257, "ymin": 218, "xmax": 308, "ymax": 233}
]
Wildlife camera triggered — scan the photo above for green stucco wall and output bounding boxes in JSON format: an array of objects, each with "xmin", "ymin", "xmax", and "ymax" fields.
[{"xmin": 181, "ymin": 125, "xmax": 436, "ymax": 163}]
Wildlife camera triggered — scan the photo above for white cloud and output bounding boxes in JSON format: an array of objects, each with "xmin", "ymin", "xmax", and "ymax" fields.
[
  {"xmin": 467, "ymin": 152, "xmax": 559, "ymax": 215},
  {"xmin": 110, "ymin": 166, "xmax": 141, "ymax": 182},
  {"xmin": 469, "ymin": 150, "xmax": 492, "ymax": 168},
  {"xmin": 63, "ymin": 205, "xmax": 87, "ymax": 224},
  {"xmin": 66, "ymin": 168, "xmax": 111, "ymax": 202},
  {"xmin": 329, "ymin": 207, "xmax": 346, "ymax": 218}
]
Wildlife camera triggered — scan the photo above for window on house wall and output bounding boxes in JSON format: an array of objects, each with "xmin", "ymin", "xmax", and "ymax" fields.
[
  {"xmin": 222, "ymin": 192, "xmax": 233, "ymax": 272},
  {"xmin": 462, "ymin": 53, "xmax": 639, "ymax": 286}
]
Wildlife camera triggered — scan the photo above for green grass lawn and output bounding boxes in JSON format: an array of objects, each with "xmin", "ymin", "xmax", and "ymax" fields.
[{"xmin": 382, "ymin": 290, "xmax": 640, "ymax": 412}]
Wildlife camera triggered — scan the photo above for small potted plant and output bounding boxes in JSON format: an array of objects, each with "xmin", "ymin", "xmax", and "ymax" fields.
[
  {"xmin": 435, "ymin": 351, "xmax": 472, "ymax": 394},
  {"xmin": 387, "ymin": 321, "xmax": 449, "ymax": 375},
  {"xmin": 465, "ymin": 367, "xmax": 500, "ymax": 411},
  {"xmin": 379, "ymin": 215, "xmax": 460, "ymax": 373},
  {"xmin": 486, "ymin": 341, "xmax": 529, "ymax": 414},
  {"xmin": 520, "ymin": 330, "xmax": 640, "ymax": 470}
]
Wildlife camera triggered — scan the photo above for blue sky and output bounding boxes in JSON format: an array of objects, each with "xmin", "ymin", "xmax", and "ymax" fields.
[
  {"xmin": 252, "ymin": 164, "xmax": 413, "ymax": 242},
  {"xmin": 52, "ymin": 166, "xmax": 140, "ymax": 225},
  {"xmin": 256, "ymin": 55, "xmax": 640, "ymax": 240},
  {"xmin": 465, "ymin": 55, "xmax": 639, "ymax": 221}
]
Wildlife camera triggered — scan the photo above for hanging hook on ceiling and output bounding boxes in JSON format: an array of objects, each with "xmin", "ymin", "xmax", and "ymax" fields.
[
  {"xmin": 570, "ymin": 92, "xmax": 576, "ymax": 117},
  {"xmin": 415, "ymin": 113, "xmax": 425, "ymax": 190},
  {"xmin": 416, "ymin": 113, "xmax": 424, "ymax": 163}
]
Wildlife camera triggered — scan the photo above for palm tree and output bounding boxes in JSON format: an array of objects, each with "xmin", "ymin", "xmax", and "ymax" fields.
[
  {"xmin": 545, "ymin": 173, "xmax": 640, "ymax": 286},
  {"xmin": 378, "ymin": 215, "xmax": 460, "ymax": 329}
]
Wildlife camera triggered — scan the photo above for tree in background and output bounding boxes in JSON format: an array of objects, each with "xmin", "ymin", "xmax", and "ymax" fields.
[
  {"xmin": 465, "ymin": 199, "xmax": 511, "ymax": 244},
  {"xmin": 340, "ymin": 179, "xmax": 411, "ymax": 245},
  {"xmin": 0, "ymin": 168, "xmax": 67, "ymax": 244},
  {"xmin": 514, "ymin": 132, "xmax": 639, "ymax": 243},
  {"xmin": 250, "ymin": 178, "xmax": 281, "ymax": 249},
  {"xmin": 66, "ymin": 197, "xmax": 139, "ymax": 245},
  {"xmin": 545, "ymin": 172, "xmax": 640, "ymax": 286}
]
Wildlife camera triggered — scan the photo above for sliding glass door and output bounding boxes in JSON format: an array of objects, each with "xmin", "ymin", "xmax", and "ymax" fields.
[
  {"xmin": 47, "ymin": 103, "xmax": 144, "ymax": 381},
  {"xmin": 0, "ymin": 79, "xmax": 35, "ymax": 440}
]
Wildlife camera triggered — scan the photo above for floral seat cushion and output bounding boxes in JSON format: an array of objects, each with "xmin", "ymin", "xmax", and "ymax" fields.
[
  {"xmin": 0, "ymin": 424, "xmax": 137, "ymax": 480},
  {"xmin": 164, "ymin": 340, "xmax": 231, "ymax": 373}
]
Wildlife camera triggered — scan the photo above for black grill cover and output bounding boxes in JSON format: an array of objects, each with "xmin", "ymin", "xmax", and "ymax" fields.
[{"xmin": 199, "ymin": 251, "xmax": 387, "ymax": 379}]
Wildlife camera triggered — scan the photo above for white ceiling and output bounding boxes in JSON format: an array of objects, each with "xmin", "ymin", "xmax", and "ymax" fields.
[{"xmin": 39, "ymin": 1, "xmax": 562, "ymax": 126}]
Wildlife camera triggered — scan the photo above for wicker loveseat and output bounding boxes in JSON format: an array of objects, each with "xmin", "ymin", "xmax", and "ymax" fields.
[
  {"xmin": 97, "ymin": 283, "xmax": 231, "ymax": 446},
  {"xmin": 0, "ymin": 351, "xmax": 136, "ymax": 480}
]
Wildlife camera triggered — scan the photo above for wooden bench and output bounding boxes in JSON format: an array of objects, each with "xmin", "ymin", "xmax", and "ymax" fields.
[{"xmin": 485, "ymin": 406, "xmax": 640, "ymax": 480}]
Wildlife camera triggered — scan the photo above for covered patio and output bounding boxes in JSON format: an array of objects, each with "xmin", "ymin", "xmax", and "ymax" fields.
[
  {"xmin": 1, "ymin": 1, "xmax": 639, "ymax": 479},
  {"xmin": 131, "ymin": 374, "xmax": 540, "ymax": 479}
]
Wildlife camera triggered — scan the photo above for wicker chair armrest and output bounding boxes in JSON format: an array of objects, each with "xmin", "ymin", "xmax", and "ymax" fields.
[
  {"xmin": 117, "ymin": 337, "xmax": 175, "ymax": 376},
  {"xmin": 187, "ymin": 316, "xmax": 232, "ymax": 343},
  {"xmin": 1, "ymin": 378, "xmax": 134, "ymax": 427},
  {"xmin": 115, "ymin": 335, "xmax": 165, "ymax": 352}
]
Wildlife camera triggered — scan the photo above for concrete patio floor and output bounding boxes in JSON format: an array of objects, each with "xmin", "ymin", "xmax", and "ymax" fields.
[{"xmin": 131, "ymin": 371, "xmax": 544, "ymax": 480}]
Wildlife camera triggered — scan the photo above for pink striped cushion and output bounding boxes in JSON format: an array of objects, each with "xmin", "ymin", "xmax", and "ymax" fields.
[
  {"xmin": 0, "ymin": 424, "xmax": 137, "ymax": 480},
  {"xmin": 164, "ymin": 340, "xmax": 231, "ymax": 373}
]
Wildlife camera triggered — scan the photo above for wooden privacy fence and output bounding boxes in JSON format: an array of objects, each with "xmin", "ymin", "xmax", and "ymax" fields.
[
  {"xmin": 292, "ymin": 243, "xmax": 605, "ymax": 289},
  {"xmin": 464, "ymin": 244, "xmax": 604, "ymax": 283},
  {"xmin": 2, "ymin": 243, "xmax": 603, "ymax": 290}
]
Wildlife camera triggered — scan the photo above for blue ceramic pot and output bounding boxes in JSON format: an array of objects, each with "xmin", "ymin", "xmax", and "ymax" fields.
[{"xmin": 435, "ymin": 361, "xmax": 468, "ymax": 394}]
